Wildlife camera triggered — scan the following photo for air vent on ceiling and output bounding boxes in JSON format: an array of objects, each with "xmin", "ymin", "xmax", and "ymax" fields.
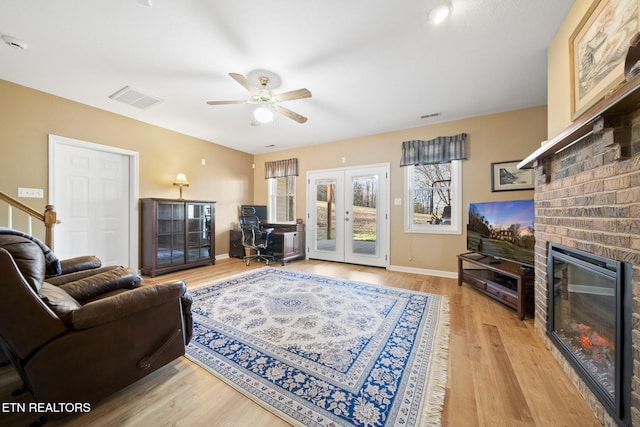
[
  {"xmin": 420, "ymin": 112, "xmax": 442, "ymax": 119},
  {"xmin": 1, "ymin": 35, "xmax": 28, "ymax": 50},
  {"xmin": 108, "ymin": 86, "xmax": 162, "ymax": 109}
]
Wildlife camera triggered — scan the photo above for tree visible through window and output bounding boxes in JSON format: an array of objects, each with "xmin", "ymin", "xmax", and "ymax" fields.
[{"xmin": 404, "ymin": 160, "xmax": 461, "ymax": 234}]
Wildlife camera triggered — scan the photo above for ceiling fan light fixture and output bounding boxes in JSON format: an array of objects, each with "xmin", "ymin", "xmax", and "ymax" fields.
[
  {"xmin": 254, "ymin": 106, "xmax": 274, "ymax": 124},
  {"xmin": 428, "ymin": 3, "xmax": 452, "ymax": 25}
]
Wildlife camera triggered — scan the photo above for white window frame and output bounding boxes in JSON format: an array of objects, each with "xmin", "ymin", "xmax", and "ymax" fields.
[
  {"xmin": 268, "ymin": 176, "xmax": 296, "ymax": 223},
  {"xmin": 404, "ymin": 160, "xmax": 462, "ymax": 234}
]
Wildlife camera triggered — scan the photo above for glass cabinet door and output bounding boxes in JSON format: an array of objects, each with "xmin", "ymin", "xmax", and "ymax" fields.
[
  {"xmin": 156, "ymin": 201, "xmax": 185, "ymax": 266},
  {"xmin": 186, "ymin": 202, "xmax": 212, "ymax": 262}
]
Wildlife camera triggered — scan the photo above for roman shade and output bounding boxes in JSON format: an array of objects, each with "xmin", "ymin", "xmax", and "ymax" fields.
[
  {"xmin": 265, "ymin": 158, "xmax": 298, "ymax": 179},
  {"xmin": 400, "ymin": 133, "xmax": 467, "ymax": 166}
]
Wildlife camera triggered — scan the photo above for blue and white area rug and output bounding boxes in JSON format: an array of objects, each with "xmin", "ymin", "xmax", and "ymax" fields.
[{"xmin": 186, "ymin": 268, "xmax": 449, "ymax": 427}]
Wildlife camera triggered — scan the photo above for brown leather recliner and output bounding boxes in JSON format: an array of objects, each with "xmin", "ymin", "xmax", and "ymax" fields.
[{"xmin": 0, "ymin": 230, "xmax": 193, "ymax": 418}]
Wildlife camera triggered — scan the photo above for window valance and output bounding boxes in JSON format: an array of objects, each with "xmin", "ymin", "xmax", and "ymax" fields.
[
  {"xmin": 265, "ymin": 158, "xmax": 298, "ymax": 179},
  {"xmin": 400, "ymin": 133, "xmax": 467, "ymax": 166}
]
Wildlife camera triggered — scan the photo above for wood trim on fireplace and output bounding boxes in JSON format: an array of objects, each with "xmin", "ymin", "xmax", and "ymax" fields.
[{"xmin": 519, "ymin": 74, "xmax": 640, "ymax": 169}]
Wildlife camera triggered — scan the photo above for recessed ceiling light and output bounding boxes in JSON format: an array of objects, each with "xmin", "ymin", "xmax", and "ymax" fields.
[
  {"xmin": 1, "ymin": 35, "xmax": 28, "ymax": 50},
  {"xmin": 427, "ymin": 3, "xmax": 452, "ymax": 25}
]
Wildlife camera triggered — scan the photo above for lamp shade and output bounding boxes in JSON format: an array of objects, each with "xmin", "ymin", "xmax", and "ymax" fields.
[{"xmin": 173, "ymin": 173, "xmax": 189, "ymax": 185}]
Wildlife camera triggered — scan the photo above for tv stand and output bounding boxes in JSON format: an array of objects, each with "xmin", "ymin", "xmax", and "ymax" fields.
[{"xmin": 457, "ymin": 252, "xmax": 534, "ymax": 320}]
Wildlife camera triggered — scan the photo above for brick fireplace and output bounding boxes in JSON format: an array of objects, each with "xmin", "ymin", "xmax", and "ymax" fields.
[{"xmin": 526, "ymin": 81, "xmax": 640, "ymax": 426}]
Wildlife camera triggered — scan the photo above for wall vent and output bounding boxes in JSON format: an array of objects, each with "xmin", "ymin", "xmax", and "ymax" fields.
[{"xmin": 108, "ymin": 86, "xmax": 162, "ymax": 109}]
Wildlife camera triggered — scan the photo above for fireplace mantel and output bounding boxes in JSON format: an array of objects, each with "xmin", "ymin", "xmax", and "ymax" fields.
[{"xmin": 519, "ymin": 75, "xmax": 640, "ymax": 169}]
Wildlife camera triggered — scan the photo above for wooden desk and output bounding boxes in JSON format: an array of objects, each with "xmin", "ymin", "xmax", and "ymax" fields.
[
  {"xmin": 262, "ymin": 223, "xmax": 305, "ymax": 265},
  {"xmin": 229, "ymin": 223, "xmax": 305, "ymax": 265}
]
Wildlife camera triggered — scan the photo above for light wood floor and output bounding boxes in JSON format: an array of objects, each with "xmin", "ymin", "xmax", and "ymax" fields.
[{"xmin": 0, "ymin": 258, "xmax": 601, "ymax": 427}]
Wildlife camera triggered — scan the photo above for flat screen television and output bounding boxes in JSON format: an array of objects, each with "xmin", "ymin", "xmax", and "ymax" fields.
[
  {"xmin": 240, "ymin": 205, "xmax": 268, "ymax": 222},
  {"xmin": 466, "ymin": 199, "xmax": 535, "ymax": 268}
]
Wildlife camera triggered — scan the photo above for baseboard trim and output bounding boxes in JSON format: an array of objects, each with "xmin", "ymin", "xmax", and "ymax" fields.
[{"xmin": 388, "ymin": 264, "xmax": 457, "ymax": 279}]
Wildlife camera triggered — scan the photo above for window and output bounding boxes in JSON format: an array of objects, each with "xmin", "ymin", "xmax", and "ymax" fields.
[
  {"xmin": 404, "ymin": 160, "xmax": 461, "ymax": 234},
  {"xmin": 268, "ymin": 176, "xmax": 296, "ymax": 223}
]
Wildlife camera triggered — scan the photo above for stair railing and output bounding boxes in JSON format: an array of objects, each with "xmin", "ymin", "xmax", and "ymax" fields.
[{"xmin": 0, "ymin": 191, "xmax": 59, "ymax": 250}]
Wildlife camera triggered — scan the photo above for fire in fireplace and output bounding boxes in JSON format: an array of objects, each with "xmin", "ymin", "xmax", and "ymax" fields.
[{"xmin": 547, "ymin": 243, "xmax": 631, "ymax": 426}]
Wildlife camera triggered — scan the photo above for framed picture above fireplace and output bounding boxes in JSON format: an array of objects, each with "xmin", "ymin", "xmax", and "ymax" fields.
[
  {"xmin": 491, "ymin": 160, "xmax": 534, "ymax": 192},
  {"xmin": 570, "ymin": 0, "xmax": 640, "ymax": 119}
]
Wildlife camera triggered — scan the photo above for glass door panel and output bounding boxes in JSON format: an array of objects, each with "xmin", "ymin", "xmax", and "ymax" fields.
[
  {"xmin": 316, "ymin": 179, "xmax": 337, "ymax": 252},
  {"xmin": 187, "ymin": 202, "xmax": 212, "ymax": 261},
  {"xmin": 156, "ymin": 201, "xmax": 184, "ymax": 266},
  {"xmin": 307, "ymin": 172, "xmax": 344, "ymax": 262},
  {"xmin": 345, "ymin": 167, "xmax": 386, "ymax": 267},
  {"xmin": 349, "ymin": 173, "xmax": 378, "ymax": 256}
]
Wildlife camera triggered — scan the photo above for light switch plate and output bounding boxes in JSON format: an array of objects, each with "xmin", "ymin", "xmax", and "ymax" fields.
[{"xmin": 18, "ymin": 187, "xmax": 44, "ymax": 198}]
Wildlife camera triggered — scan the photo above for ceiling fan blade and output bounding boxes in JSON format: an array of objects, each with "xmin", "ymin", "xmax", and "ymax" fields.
[
  {"xmin": 229, "ymin": 72, "xmax": 258, "ymax": 95},
  {"xmin": 206, "ymin": 100, "xmax": 250, "ymax": 105},
  {"xmin": 273, "ymin": 105, "xmax": 308, "ymax": 124},
  {"xmin": 274, "ymin": 88, "xmax": 312, "ymax": 102}
]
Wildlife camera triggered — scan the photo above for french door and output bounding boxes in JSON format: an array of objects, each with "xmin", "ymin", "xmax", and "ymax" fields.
[{"xmin": 306, "ymin": 164, "xmax": 389, "ymax": 267}]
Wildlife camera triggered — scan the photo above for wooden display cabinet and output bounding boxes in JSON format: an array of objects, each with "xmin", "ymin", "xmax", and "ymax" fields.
[{"xmin": 141, "ymin": 198, "xmax": 216, "ymax": 277}]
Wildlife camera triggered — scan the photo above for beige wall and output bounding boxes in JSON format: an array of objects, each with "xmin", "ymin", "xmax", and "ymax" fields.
[
  {"xmin": 1, "ymin": 78, "xmax": 547, "ymax": 273},
  {"xmin": 547, "ymin": 1, "xmax": 597, "ymax": 138},
  {"xmin": 0, "ymin": 79, "xmax": 254, "ymax": 256},
  {"xmin": 254, "ymin": 106, "xmax": 546, "ymax": 273}
]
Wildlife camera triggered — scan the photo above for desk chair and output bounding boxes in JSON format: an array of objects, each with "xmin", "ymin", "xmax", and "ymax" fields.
[{"xmin": 239, "ymin": 207, "xmax": 275, "ymax": 266}]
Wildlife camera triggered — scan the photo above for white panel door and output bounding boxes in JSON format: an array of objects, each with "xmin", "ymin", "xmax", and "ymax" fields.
[
  {"xmin": 50, "ymin": 136, "xmax": 136, "ymax": 269},
  {"xmin": 307, "ymin": 164, "xmax": 389, "ymax": 268}
]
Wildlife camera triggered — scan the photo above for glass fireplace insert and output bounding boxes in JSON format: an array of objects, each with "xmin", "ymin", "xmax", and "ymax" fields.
[{"xmin": 547, "ymin": 243, "xmax": 631, "ymax": 426}]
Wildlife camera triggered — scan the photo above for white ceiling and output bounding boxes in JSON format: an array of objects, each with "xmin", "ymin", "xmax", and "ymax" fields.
[{"xmin": 0, "ymin": 0, "xmax": 574, "ymax": 154}]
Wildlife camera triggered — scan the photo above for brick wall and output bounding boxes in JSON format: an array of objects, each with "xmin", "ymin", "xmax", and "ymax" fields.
[{"xmin": 533, "ymin": 110, "xmax": 640, "ymax": 426}]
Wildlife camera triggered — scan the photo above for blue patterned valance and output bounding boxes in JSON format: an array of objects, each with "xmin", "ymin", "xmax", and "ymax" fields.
[{"xmin": 400, "ymin": 133, "xmax": 467, "ymax": 166}]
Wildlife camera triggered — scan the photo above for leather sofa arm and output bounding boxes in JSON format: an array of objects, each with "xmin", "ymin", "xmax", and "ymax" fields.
[
  {"xmin": 46, "ymin": 265, "xmax": 122, "ymax": 286},
  {"xmin": 71, "ymin": 281, "xmax": 187, "ymax": 330},
  {"xmin": 58, "ymin": 267, "xmax": 142, "ymax": 302},
  {"xmin": 57, "ymin": 255, "xmax": 102, "ymax": 276}
]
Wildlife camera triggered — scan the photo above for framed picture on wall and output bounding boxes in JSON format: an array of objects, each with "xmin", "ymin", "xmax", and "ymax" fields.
[
  {"xmin": 491, "ymin": 160, "xmax": 534, "ymax": 192},
  {"xmin": 570, "ymin": 0, "xmax": 640, "ymax": 119}
]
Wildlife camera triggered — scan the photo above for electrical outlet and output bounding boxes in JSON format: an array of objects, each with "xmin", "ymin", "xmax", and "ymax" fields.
[{"xmin": 18, "ymin": 187, "xmax": 44, "ymax": 198}]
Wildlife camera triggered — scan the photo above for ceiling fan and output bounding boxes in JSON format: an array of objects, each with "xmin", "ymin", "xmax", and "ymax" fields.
[{"xmin": 207, "ymin": 72, "xmax": 312, "ymax": 124}]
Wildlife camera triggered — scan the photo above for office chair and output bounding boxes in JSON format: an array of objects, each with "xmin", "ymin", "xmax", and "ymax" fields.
[{"xmin": 239, "ymin": 207, "xmax": 275, "ymax": 266}]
